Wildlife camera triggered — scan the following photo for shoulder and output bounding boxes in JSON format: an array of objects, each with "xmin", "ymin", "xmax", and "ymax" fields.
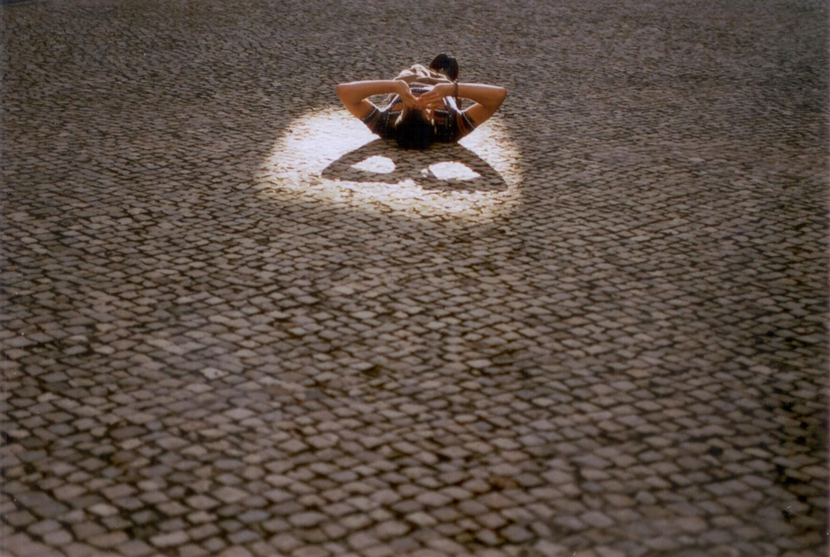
[
  {"xmin": 456, "ymin": 109, "xmax": 477, "ymax": 137},
  {"xmin": 438, "ymin": 99, "xmax": 476, "ymax": 142},
  {"xmin": 362, "ymin": 104, "xmax": 399, "ymax": 139}
]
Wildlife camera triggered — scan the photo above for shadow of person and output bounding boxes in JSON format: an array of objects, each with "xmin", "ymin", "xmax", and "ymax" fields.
[{"xmin": 320, "ymin": 139, "xmax": 508, "ymax": 193}]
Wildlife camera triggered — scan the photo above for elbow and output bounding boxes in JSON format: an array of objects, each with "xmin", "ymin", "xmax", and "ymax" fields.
[
  {"xmin": 337, "ymin": 83, "xmax": 356, "ymax": 103},
  {"xmin": 484, "ymin": 87, "xmax": 507, "ymax": 112},
  {"xmin": 485, "ymin": 87, "xmax": 507, "ymax": 111}
]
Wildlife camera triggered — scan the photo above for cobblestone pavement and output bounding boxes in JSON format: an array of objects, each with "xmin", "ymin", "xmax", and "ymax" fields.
[{"xmin": 1, "ymin": 0, "xmax": 828, "ymax": 555}]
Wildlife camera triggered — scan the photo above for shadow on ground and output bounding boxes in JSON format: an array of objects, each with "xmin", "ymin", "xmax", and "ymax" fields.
[{"xmin": 321, "ymin": 139, "xmax": 508, "ymax": 193}]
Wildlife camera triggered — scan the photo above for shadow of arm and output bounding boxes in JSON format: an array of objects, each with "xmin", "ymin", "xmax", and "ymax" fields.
[
  {"xmin": 320, "ymin": 140, "xmax": 508, "ymax": 193},
  {"xmin": 321, "ymin": 140, "xmax": 404, "ymax": 184},
  {"xmin": 422, "ymin": 144, "xmax": 508, "ymax": 192}
]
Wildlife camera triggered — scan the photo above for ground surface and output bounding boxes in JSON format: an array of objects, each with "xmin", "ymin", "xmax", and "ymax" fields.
[{"xmin": 1, "ymin": 0, "xmax": 828, "ymax": 556}]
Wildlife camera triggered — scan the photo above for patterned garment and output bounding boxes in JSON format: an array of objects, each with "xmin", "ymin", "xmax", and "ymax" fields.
[{"xmin": 361, "ymin": 86, "xmax": 477, "ymax": 143}]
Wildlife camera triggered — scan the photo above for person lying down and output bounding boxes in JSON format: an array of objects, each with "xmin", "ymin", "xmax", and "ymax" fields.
[{"xmin": 336, "ymin": 53, "xmax": 507, "ymax": 150}]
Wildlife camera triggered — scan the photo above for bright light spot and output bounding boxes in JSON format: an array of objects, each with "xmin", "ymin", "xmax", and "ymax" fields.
[
  {"xmin": 352, "ymin": 155, "xmax": 395, "ymax": 174},
  {"xmin": 428, "ymin": 162, "xmax": 480, "ymax": 181},
  {"xmin": 257, "ymin": 107, "xmax": 522, "ymax": 220}
]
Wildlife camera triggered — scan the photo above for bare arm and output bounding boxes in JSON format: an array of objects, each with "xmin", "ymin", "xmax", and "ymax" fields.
[
  {"xmin": 419, "ymin": 83, "xmax": 507, "ymax": 127},
  {"xmin": 336, "ymin": 80, "xmax": 418, "ymax": 120}
]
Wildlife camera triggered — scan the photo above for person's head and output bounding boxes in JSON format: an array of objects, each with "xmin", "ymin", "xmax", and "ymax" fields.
[
  {"xmin": 429, "ymin": 53, "xmax": 459, "ymax": 82},
  {"xmin": 394, "ymin": 107, "xmax": 433, "ymax": 150}
]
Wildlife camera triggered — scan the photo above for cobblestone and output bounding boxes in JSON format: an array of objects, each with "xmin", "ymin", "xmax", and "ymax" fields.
[{"xmin": 1, "ymin": 0, "xmax": 827, "ymax": 555}]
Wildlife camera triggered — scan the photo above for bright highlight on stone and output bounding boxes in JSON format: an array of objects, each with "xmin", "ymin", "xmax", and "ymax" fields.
[
  {"xmin": 352, "ymin": 155, "xmax": 396, "ymax": 174},
  {"xmin": 427, "ymin": 161, "xmax": 481, "ymax": 181}
]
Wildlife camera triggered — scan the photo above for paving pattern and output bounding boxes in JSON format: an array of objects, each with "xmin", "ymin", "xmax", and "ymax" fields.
[{"xmin": 1, "ymin": 0, "xmax": 828, "ymax": 555}]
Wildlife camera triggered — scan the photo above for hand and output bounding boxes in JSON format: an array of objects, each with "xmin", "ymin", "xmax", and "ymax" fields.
[
  {"xmin": 395, "ymin": 81, "xmax": 420, "ymax": 109},
  {"xmin": 417, "ymin": 83, "xmax": 453, "ymax": 109}
]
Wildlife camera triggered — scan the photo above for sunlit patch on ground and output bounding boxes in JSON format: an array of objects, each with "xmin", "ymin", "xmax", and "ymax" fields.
[
  {"xmin": 257, "ymin": 107, "xmax": 522, "ymax": 219},
  {"xmin": 427, "ymin": 161, "xmax": 480, "ymax": 181},
  {"xmin": 352, "ymin": 155, "xmax": 396, "ymax": 174}
]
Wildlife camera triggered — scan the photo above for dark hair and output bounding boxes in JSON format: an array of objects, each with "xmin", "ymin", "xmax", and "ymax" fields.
[
  {"xmin": 429, "ymin": 53, "xmax": 459, "ymax": 82},
  {"xmin": 394, "ymin": 109, "xmax": 433, "ymax": 150}
]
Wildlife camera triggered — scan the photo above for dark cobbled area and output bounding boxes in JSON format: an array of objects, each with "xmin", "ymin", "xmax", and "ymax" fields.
[{"xmin": 1, "ymin": 0, "xmax": 828, "ymax": 555}]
